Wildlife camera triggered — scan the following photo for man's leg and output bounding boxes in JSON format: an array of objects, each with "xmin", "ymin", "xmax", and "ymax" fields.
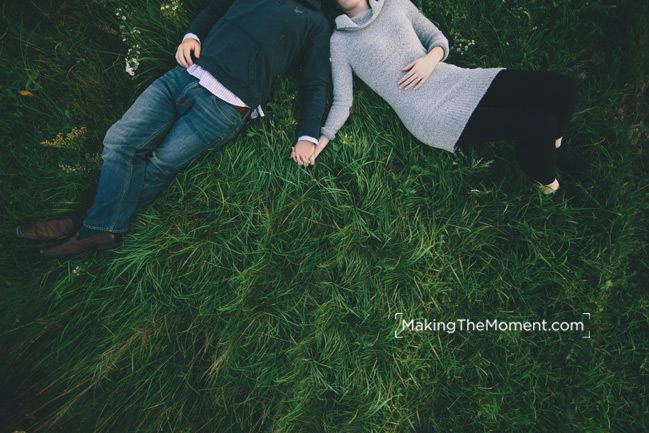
[
  {"xmin": 16, "ymin": 66, "xmax": 190, "ymax": 243},
  {"xmin": 135, "ymin": 90, "xmax": 245, "ymax": 210},
  {"xmin": 81, "ymin": 66, "xmax": 195, "ymax": 234},
  {"xmin": 39, "ymin": 74, "xmax": 245, "ymax": 257}
]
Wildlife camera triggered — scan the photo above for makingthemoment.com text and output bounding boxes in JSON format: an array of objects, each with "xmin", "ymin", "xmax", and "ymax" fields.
[{"xmin": 399, "ymin": 318, "xmax": 585, "ymax": 334}]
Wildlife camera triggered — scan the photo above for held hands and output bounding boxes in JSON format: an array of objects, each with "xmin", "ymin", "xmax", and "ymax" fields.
[
  {"xmin": 176, "ymin": 38, "xmax": 201, "ymax": 68},
  {"xmin": 289, "ymin": 137, "xmax": 329, "ymax": 166},
  {"xmin": 290, "ymin": 140, "xmax": 317, "ymax": 166},
  {"xmin": 398, "ymin": 46, "xmax": 445, "ymax": 90}
]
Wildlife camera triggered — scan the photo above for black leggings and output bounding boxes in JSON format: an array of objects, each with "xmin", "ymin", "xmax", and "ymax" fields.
[{"xmin": 455, "ymin": 70, "xmax": 578, "ymax": 185}]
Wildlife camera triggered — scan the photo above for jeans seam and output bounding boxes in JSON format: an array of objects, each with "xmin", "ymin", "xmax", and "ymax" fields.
[
  {"xmin": 107, "ymin": 119, "xmax": 173, "ymax": 231},
  {"xmin": 83, "ymin": 223, "xmax": 127, "ymax": 234},
  {"xmin": 176, "ymin": 80, "xmax": 201, "ymax": 109},
  {"xmin": 176, "ymin": 121, "xmax": 240, "ymax": 169},
  {"xmin": 216, "ymin": 122, "xmax": 242, "ymax": 150}
]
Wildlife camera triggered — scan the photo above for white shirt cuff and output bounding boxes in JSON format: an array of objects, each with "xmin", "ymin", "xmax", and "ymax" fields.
[
  {"xmin": 183, "ymin": 33, "xmax": 201, "ymax": 44},
  {"xmin": 298, "ymin": 135, "xmax": 318, "ymax": 145}
]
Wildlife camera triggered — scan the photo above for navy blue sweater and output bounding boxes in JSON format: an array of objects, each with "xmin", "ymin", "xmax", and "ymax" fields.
[{"xmin": 186, "ymin": 0, "xmax": 331, "ymax": 139}]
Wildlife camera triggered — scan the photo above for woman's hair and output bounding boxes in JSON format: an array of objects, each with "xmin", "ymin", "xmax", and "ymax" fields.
[{"xmin": 321, "ymin": 0, "xmax": 343, "ymax": 24}]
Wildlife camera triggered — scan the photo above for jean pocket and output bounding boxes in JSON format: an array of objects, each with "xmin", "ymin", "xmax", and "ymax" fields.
[{"xmin": 212, "ymin": 96, "xmax": 243, "ymax": 126}]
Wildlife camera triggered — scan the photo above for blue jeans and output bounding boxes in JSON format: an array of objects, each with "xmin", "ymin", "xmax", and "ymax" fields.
[{"xmin": 83, "ymin": 66, "xmax": 245, "ymax": 233}]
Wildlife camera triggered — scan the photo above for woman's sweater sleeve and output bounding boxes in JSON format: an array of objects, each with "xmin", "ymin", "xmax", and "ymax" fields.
[
  {"xmin": 400, "ymin": 0, "xmax": 450, "ymax": 61},
  {"xmin": 320, "ymin": 33, "xmax": 354, "ymax": 142}
]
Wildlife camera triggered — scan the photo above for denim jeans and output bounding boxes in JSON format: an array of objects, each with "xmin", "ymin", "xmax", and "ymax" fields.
[{"xmin": 83, "ymin": 66, "xmax": 246, "ymax": 233}]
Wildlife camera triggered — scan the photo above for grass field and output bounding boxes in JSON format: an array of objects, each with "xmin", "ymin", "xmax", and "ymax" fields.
[{"xmin": 1, "ymin": 0, "xmax": 647, "ymax": 431}]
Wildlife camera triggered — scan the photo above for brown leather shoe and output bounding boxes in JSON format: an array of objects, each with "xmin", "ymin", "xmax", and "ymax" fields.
[
  {"xmin": 16, "ymin": 217, "xmax": 78, "ymax": 242},
  {"xmin": 40, "ymin": 230, "xmax": 122, "ymax": 258}
]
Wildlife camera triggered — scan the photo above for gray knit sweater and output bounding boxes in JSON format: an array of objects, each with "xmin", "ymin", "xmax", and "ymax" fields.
[{"xmin": 320, "ymin": 0, "xmax": 504, "ymax": 152}]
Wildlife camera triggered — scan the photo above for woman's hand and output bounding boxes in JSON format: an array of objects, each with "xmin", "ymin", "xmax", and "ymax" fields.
[
  {"xmin": 176, "ymin": 38, "xmax": 201, "ymax": 68},
  {"xmin": 398, "ymin": 46, "xmax": 445, "ymax": 90},
  {"xmin": 313, "ymin": 135, "xmax": 330, "ymax": 160}
]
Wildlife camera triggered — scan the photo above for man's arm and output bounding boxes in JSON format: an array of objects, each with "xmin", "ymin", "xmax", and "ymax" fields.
[
  {"xmin": 290, "ymin": 17, "xmax": 331, "ymax": 166},
  {"xmin": 177, "ymin": 34, "xmax": 202, "ymax": 68},
  {"xmin": 186, "ymin": 0, "xmax": 237, "ymax": 42},
  {"xmin": 299, "ymin": 34, "xmax": 353, "ymax": 165},
  {"xmin": 296, "ymin": 18, "xmax": 331, "ymax": 142},
  {"xmin": 176, "ymin": 1, "xmax": 235, "ymax": 69}
]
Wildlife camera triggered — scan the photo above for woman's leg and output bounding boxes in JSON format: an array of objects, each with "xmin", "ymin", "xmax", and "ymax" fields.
[
  {"xmin": 455, "ymin": 105, "xmax": 559, "ymax": 189},
  {"xmin": 477, "ymin": 69, "xmax": 578, "ymax": 141},
  {"xmin": 454, "ymin": 69, "xmax": 583, "ymax": 192}
]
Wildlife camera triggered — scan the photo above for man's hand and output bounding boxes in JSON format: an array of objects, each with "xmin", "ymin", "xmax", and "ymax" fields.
[
  {"xmin": 176, "ymin": 38, "xmax": 201, "ymax": 68},
  {"xmin": 398, "ymin": 46, "xmax": 445, "ymax": 90},
  {"xmin": 289, "ymin": 140, "xmax": 317, "ymax": 166}
]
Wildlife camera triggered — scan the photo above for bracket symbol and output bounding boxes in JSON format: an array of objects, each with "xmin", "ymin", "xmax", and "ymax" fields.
[{"xmin": 394, "ymin": 312, "xmax": 403, "ymax": 339}]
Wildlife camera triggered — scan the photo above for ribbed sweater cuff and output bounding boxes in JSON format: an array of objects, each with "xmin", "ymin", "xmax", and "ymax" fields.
[{"xmin": 320, "ymin": 127, "xmax": 336, "ymax": 141}]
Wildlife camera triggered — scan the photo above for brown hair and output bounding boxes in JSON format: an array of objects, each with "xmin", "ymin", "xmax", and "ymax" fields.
[{"xmin": 321, "ymin": 0, "xmax": 343, "ymax": 23}]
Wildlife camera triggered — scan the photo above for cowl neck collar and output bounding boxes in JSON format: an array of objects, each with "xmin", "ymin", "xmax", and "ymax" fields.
[{"xmin": 335, "ymin": 0, "xmax": 384, "ymax": 31}]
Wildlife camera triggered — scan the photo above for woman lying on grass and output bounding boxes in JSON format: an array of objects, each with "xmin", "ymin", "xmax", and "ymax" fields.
[{"xmin": 292, "ymin": 0, "xmax": 587, "ymax": 194}]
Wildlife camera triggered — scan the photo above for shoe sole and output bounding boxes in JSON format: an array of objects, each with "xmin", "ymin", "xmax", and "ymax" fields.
[
  {"xmin": 16, "ymin": 225, "xmax": 71, "ymax": 242},
  {"xmin": 40, "ymin": 241, "xmax": 120, "ymax": 258}
]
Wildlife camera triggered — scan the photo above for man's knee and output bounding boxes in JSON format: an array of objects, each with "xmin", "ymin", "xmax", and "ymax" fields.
[
  {"xmin": 144, "ymin": 150, "xmax": 183, "ymax": 185},
  {"xmin": 101, "ymin": 120, "xmax": 158, "ymax": 162},
  {"xmin": 100, "ymin": 125, "xmax": 133, "ymax": 162}
]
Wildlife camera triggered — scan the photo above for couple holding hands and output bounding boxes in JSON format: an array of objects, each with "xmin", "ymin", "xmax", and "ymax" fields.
[{"xmin": 16, "ymin": 0, "xmax": 586, "ymax": 258}]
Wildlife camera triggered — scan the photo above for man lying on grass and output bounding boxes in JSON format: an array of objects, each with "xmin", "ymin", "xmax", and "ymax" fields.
[{"xmin": 16, "ymin": 0, "xmax": 330, "ymax": 258}]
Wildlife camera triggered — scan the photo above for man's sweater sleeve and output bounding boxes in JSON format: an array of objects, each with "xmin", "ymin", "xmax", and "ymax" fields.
[
  {"xmin": 297, "ymin": 18, "xmax": 331, "ymax": 140},
  {"xmin": 186, "ymin": 0, "xmax": 237, "ymax": 42},
  {"xmin": 401, "ymin": 0, "xmax": 449, "ymax": 61},
  {"xmin": 320, "ymin": 33, "xmax": 354, "ymax": 142}
]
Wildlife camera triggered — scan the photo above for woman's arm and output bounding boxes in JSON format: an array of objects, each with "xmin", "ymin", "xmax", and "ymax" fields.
[
  {"xmin": 400, "ymin": 0, "xmax": 450, "ymax": 61},
  {"xmin": 396, "ymin": 0, "xmax": 450, "ymax": 90},
  {"xmin": 398, "ymin": 45, "xmax": 445, "ymax": 90},
  {"xmin": 318, "ymin": 33, "xmax": 354, "ymax": 148}
]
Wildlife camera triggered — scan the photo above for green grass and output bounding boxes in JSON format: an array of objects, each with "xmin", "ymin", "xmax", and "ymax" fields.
[{"xmin": 1, "ymin": 0, "xmax": 647, "ymax": 432}]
